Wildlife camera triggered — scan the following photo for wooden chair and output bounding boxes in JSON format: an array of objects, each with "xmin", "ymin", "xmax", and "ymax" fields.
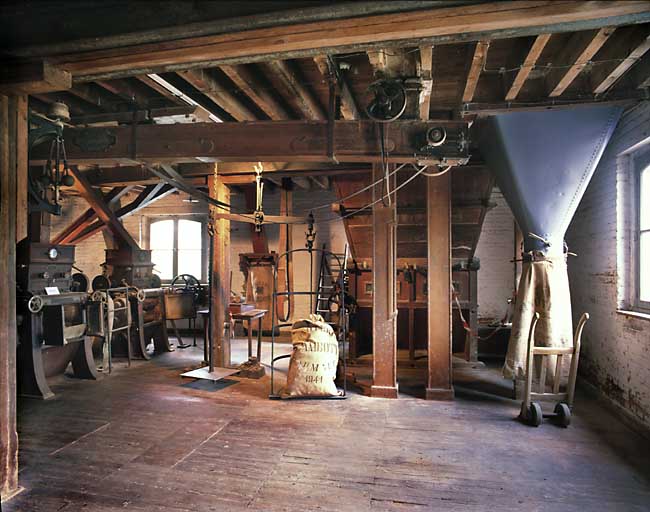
[{"xmin": 519, "ymin": 312, "xmax": 589, "ymax": 427}]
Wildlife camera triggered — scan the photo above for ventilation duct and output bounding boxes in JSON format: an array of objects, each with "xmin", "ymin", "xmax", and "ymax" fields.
[{"xmin": 478, "ymin": 105, "xmax": 622, "ymax": 380}]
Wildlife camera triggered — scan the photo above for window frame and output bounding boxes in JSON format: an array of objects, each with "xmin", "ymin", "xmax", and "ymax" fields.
[
  {"xmin": 148, "ymin": 215, "xmax": 208, "ymax": 284},
  {"xmin": 635, "ymin": 153, "xmax": 650, "ymax": 312}
]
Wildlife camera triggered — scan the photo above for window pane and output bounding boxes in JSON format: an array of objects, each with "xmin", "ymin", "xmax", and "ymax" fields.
[
  {"xmin": 640, "ymin": 232, "xmax": 650, "ymax": 302},
  {"xmin": 152, "ymin": 249, "xmax": 174, "ymax": 280},
  {"xmin": 641, "ymin": 166, "xmax": 650, "ymax": 231},
  {"xmin": 150, "ymin": 220, "xmax": 174, "ymax": 280},
  {"xmin": 178, "ymin": 219, "xmax": 202, "ymax": 249},
  {"xmin": 150, "ymin": 220, "xmax": 174, "ymax": 249},
  {"xmin": 178, "ymin": 249, "xmax": 202, "ymax": 279}
]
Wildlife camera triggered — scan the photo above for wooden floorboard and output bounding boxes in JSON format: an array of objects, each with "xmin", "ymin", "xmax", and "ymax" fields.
[{"xmin": 4, "ymin": 339, "xmax": 650, "ymax": 512}]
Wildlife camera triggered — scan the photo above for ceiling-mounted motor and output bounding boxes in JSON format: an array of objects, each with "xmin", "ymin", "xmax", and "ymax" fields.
[{"xmin": 365, "ymin": 79, "xmax": 407, "ymax": 122}]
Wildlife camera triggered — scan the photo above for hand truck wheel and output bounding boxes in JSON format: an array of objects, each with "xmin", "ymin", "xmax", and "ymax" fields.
[
  {"xmin": 529, "ymin": 402, "xmax": 543, "ymax": 427},
  {"xmin": 554, "ymin": 402, "xmax": 571, "ymax": 428}
]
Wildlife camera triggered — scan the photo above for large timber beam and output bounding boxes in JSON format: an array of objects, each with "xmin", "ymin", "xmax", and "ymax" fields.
[
  {"xmin": 20, "ymin": 2, "xmax": 650, "ymax": 81},
  {"xmin": 69, "ymin": 184, "xmax": 174, "ymax": 244},
  {"xmin": 178, "ymin": 68, "xmax": 258, "ymax": 121},
  {"xmin": 220, "ymin": 64, "xmax": 290, "ymax": 120},
  {"xmin": 69, "ymin": 166, "xmax": 139, "ymax": 249},
  {"xmin": 426, "ymin": 171, "xmax": 453, "ymax": 400},
  {"xmin": 0, "ymin": 61, "xmax": 71, "ymax": 94},
  {"xmin": 371, "ymin": 163, "xmax": 398, "ymax": 399},
  {"xmin": 265, "ymin": 60, "xmax": 325, "ymax": 121},
  {"xmin": 418, "ymin": 45, "xmax": 433, "ymax": 120},
  {"xmin": 505, "ymin": 33, "xmax": 551, "ymax": 101},
  {"xmin": 549, "ymin": 27, "xmax": 615, "ymax": 97},
  {"xmin": 30, "ymin": 120, "xmax": 468, "ymax": 165}
]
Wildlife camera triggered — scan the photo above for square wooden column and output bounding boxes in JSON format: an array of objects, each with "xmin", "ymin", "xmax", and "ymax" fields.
[
  {"xmin": 371, "ymin": 164, "xmax": 398, "ymax": 398},
  {"xmin": 1, "ymin": 95, "xmax": 26, "ymax": 500},
  {"xmin": 208, "ymin": 166, "xmax": 231, "ymax": 368},
  {"xmin": 426, "ymin": 172, "xmax": 454, "ymax": 400}
]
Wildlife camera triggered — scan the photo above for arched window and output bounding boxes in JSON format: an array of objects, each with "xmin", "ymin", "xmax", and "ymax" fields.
[{"xmin": 150, "ymin": 217, "xmax": 205, "ymax": 282}]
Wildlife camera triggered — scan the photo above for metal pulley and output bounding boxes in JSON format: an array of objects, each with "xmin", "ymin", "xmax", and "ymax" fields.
[
  {"xmin": 28, "ymin": 295, "xmax": 44, "ymax": 313},
  {"xmin": 365, "ymin": 79, "xmax": 407, "ymax": 123}
]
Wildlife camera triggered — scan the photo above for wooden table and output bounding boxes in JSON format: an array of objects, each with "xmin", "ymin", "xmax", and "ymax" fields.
[{"xmin": 231, "ymin": 309, "xmax": 267, "ymax": 363}]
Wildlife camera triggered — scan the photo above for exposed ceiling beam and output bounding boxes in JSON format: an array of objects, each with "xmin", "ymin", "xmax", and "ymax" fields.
[
  {"xmin": 69, "ymin": 184, "xmax": 175, "ymax": 244},
  {"xmin": 30, "ymin": 120, "xmax": 469, "ymax": 165},
  {"xmin": 418, "ymin": 45, "xmax": 433, "ymax": 120},
  {"xmin": 220, "ymin": 64, "xmax": 291, "ymax": 120},
  {"xmin": 292, "ymin": 176, "xmax": 311, "ymax": 190},
  {"xmin": 313, "ymin": 55, "xmax": 360, "ymax": 120},
  {"xmin": 505, "ymin": 33, "xmax": 552, "ymax": 101},
  {"xmin": 28, "ymin": 1, "xmax": 650, "ymax": 82},
  {"xmin": 134, "ymin": 75, "xmax": 186, "ymax": 105},
  {"xmin": 145, "ymin": 73, "xmax": 222, "ymax": 122},
  {"xmin": 549, "ymin": 27, "xmax": 616, "ymax": 97},
  {"xmin": 265, "ymin": 60, "xmax": 326, "ymax": 120},
  {"xmin": 462, "ymin": 40, "xmax": 490, "ymax": 103},
  {"xmin": 0, "ymin": 60, "xmax": 71, "ymax": 94},
  {"xmin": 311, "ymin": 176, "xmax": 330, "ymax": 190},
  {"xmin": 95, "ymin": 77, "xmax": 161, "ymax": 108},
  {"xmin": 593, "ymin": 33, "xmax": 650, "ymax": 94},
  {"xmin": 70, "ymin": 105, "xmax": 196, "ymax": 125},
  {"xmin": 177, "ymin": 68, "xmax": 258, "ymax": 121}
]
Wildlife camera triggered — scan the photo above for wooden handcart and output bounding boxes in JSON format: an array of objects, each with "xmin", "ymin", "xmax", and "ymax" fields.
[{"xmin": 520, "ymin": 311, "xmax": 589, "ymax": 427}]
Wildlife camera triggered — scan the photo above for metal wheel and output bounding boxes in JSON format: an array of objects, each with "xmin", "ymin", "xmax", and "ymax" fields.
[
  {"xmin": 170, "ymin": 274, "xmax": 201, "ymax": 299},
  {"xmin": 554, "ymin": 402, "xmax": 571, "ymax": 428},
  {"xmin": 529, "ymin": 402, "xmax": 543, "ymax": 427}
]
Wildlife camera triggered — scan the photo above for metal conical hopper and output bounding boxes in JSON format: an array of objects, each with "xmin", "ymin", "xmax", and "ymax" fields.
[
  {"xmin": 477, "ymin": 105, "xmax": 622, "ymax": 382},
  {"xmin": 479, "ymin": 105, "xmax": 622, "ymax": 255}
]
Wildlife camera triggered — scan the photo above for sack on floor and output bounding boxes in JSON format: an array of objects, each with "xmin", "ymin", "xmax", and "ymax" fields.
[{"xmin": 281, "ymin": 314, "xmax": 342, "ymax": 398}]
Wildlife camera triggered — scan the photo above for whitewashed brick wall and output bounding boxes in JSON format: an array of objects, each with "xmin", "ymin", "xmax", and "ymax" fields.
[
  {"xmin": 474, "ymin": 189, "xmax": 516, "ymax": 323},
  {"xmin": 567, "ymin": 101, "xmax": 650, "ymax": 430}
]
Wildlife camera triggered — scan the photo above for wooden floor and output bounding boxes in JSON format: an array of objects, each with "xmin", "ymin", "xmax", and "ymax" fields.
[{"xmin": 5, "ymin": 339, "xmax": 650, "ymax": 512}]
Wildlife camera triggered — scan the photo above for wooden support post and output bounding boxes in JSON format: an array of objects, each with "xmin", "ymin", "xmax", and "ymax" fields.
[
  {"xmin": 426, "ymin": 172, "xmax": 454, "ymax": 400},
  {"xmin": 1, "ymin": 94, "xmax": 24, "ymax": 500},
  {"xmin": 371, "ymin": 163, "xmax": 398, "ymax": 398},
  {"xmin": 208, "ymin": 166, "xmax": 231, "ymax": 368}
]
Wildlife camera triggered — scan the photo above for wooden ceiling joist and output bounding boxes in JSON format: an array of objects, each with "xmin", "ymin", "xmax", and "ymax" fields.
[
  {"xmin": 266, "ymin": 60, "xmax": 326, "ymax": 121},
  {"xmin": 418, "ymin": 45, "xmax": 433, "ymax": 120},
  {"xmin": 313, "ymin": 55, "xmax": 360, "ymax": 120},
  {"xmin": 220, "ymin": 64, "xmax": 291, "ymax": 120},
  {"xmin": 33, "ymin": 1, "xmax": 650, "ymax": 81},
  {"xmin": 69, "ymin": 105, "xmax": 196, "ymax": 125},
  {"xmin": 0, "ymin": 60, "xmax": 71, "ymax": 94},
  {"xmin": 549, "ymin": 27, "xmax": 616, "ymax": 97},
  {"xmin": 505, "ymin": 33, "xmax": 551, "ymax": 101},
  {"xmin": 178, "ymin": 68, "xmax": 258, "ymax": 121},
  {"xmin": 462, "ymin": 41, "xmax": 490, "ymax": 103},
  {"xmin": 134, "ymin": 75, "xmax": 186, "ymax": 105},
  {"xmin": 593, "ymin": 33, "xmax": 650, "ymax": 94},
  {"xmin": 95, "ymin": 78, "xmax": 159, "ymax": 108}
]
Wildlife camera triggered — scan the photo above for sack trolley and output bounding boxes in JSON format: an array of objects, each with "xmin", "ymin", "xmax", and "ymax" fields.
[{"xmin": 520, "ymin": 311, "xmax": 589, "ymax": 427}]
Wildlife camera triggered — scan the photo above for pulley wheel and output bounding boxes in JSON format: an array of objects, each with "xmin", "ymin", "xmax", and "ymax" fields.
[
  {"xmin": 92, "ymin": 274, "xmax": 111, "ymax": 291},
  {"xmin": 71, "ymin": 272, "xmax": 89, "ymax": 293},
  {"xmin": 28, "ymin": 295, "xmax": 44, "ymax": 313}
]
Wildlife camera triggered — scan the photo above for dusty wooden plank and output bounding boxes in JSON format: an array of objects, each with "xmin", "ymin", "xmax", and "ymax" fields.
[
  {"xmin": 462, "ymin": 40, "xmax": 490, "ymax": 103},
  {"xmin": 178, "ymin": 68, "xmax": 258, "ymax": 121},
  {"xmin": 549, "ymin": 27, "xmax": 616, "ymax": 97},
  {"xmin": 0, "ymin": 61, "xmax": 71, "ymax": 94},
  {"xmin": 265, "ymin": 60, "xmax": 325, "ymax": 121},
  {"xmin": 505, "ymin": 33, "xmax": 551, "ymax": 101},
  {"xmin": 39, "ymin": 2, "xmax": 650, "ymax": 80},
  {"xmin": 594, "ymin": 34, "xmax": 650, "ymax": 94},
  {"xmin": 14, "ymin": 95, "xmax": 28, "ymax": 242},
  {"xmin": 419, "ymin": 45, "xmax": 433, "ymax": 120},
  {"xmin": 221, "ymin": 64, "xmax": 291, "ymax": 120}
]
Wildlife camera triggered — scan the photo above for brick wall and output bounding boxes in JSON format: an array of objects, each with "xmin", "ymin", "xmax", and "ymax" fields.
[
  {"xmin": 567, "ymin": 101, "xmax": 650, "ymax": 431},
  {"xmin": 474, "ymin": 189, "xmax": 516, "ymax": 323}
]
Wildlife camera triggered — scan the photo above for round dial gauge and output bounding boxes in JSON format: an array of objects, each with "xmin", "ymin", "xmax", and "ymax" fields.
[{"xmin": 48, "ymin": 247, "xmax": 58, "ymax": 260}]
